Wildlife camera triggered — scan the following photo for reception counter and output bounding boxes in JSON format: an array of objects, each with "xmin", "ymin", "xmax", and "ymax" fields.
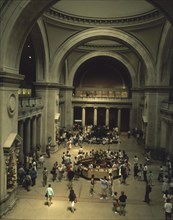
[{"xmin": 81, "ymin": 167, "xmax": 119, "ymax": 180}]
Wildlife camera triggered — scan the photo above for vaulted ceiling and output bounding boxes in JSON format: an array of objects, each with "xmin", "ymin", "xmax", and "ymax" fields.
[{"xmin": 52, "ymin": 0, "xmax": 155, "ymax": 19}]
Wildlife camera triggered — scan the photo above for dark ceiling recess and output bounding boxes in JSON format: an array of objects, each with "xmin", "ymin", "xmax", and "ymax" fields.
[
  {"xmin": 73, "ymin": 56, "xmax": 132, "ymax": 89},
  {"xmin": 19, "ymin": 35, "xmax": 36, "ymax": 87}
]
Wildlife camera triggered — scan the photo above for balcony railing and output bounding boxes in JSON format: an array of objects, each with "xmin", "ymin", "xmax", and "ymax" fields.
[
  {"xmin": 18, "ymin": 97, "xmax": 43, "ymax": 109},
  {"xmin": 74, "ymin": 89, "xmax": 129, "ymax": 99},
  {"xmin": 160, "ymin": 101, "xmax": 173, "ymax": 112}
]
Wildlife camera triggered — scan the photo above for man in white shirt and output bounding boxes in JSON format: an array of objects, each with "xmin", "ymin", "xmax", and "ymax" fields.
[
  {"xmin": 164, "ymin": 198, "xmax": 172, "ymax": 220},
  {"xmin": 133, "ymin": 155, "xmax": 138, "ymax": 165},
  {"xmin": 46, "ymin": 184, "xmax": 54, "ymax": 206},
  {"xmin": 143, "ymin": 164, "xmax": 148, "ymax": 182},
  {"xmin": 39, "ymin": 155, "xmax": 45, "ymax": 168},
  {"xmin": 100, "ymin": 176, "xmax": 108, "ymax": 199}
]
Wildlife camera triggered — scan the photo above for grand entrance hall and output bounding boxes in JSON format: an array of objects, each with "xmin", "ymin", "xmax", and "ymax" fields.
[
  {"xmin": 2, "ymin": 136, "xmax": 165, "ymax": 220},
  {"xmin": 0, "ymin": 0, "xmax": 173, "ymax": 218}
]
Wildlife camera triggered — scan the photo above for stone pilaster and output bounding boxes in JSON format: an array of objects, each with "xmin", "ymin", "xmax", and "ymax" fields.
[
  {"xmin": 35, "ymin": 82, "xmax": 60, "ymax": 152},
  {"xmin": 36, "ymin": 114, "xmax": 42, "ymax": 149},
  {"xmin": 82, "ymin": 107, "xmax": 86, "ymax": 127},
  {"xmin": 94, "ymin": 107, "xmax": 97, "ymax": 126},
  {"xmin": 130, "ymin": 89, "xmax": 141, "ymax": 129},
  {"xmin": 0, "ymin": 71, "xmax": 23, "ymax": 217},
  {"xmin": 117, "ymin": 108, "xmax": 121, "ymax": 131},
  {"xmin": 145, "ymin": 86, "xmax": 170, "ymax": 150},
  {"xmin": 168, "ymin": 124, "xmax": 173, "ymax": 155},
  {"xmin": 31, "ymin": 116, "xmax": 37, "ymax": 151},
  {"xmin": 63, "ymin": 87, "xmax": 73, "ymax": 129},
  {"xmin": 18, "ymin": 120, "xmax": 24, "ymax": 164},
  {"xmin": 145, "ymin": 87, "xmax": 168, "ymax": 148},
  {"xmin": 25, "ymin": 118, "xmax": 31, "ymax": 155},
  {"xmin": 105, "ymin": 108, "xmax": 109, "ymax": 127}
]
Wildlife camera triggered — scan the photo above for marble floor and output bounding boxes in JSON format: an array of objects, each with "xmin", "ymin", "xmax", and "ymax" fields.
[{"xmin": 2, "ymin": 135, "xmax": 165, "ymax": 220}]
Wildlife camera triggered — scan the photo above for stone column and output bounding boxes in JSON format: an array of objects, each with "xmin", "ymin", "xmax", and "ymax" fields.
[
  {"xmin": 105, "ymin": 108, "xmax": 109, "ymax": 127},
  {"xmin": 59, "ymin": 105, "xmax": 64, "ymax": 128},
  {"xmin": 94, "ymin": 107, "xmax": 97, "ymax": 126},
  {"xmin": 117, "ymin": 108, "xmax": 121, "ymax": 131},
  {"xmin": 36, "ymin": 114, "xmax": 42, "ymax": 150},
  {"xmin": 64, "ymin": 88, "xmax": 73, "ymax": 129},
  {"xmin": 25, "ymin": 118, "xmax": 31, "ymax": 155},
  {"xmin": 18, "ymin": 120, "xmax": 24, "ymax": 164},
  {"xmin": 0, "ymin": 71, "xmax": 22, "ymax": 214},
  {"xmin": 169, "ymin": 123, "xmax": 173, "ymax": 155},
  {"xmin": 129, "ymin": 108, "xmax": 132, "ymax": 130},
  {"xmin": 82, "ymin": 107, "xmax": 86, "ymax": 127},
  {"xmin": 145, "ymin": 89, "xmax": 169, "ymax": 150},
  {"xmin": 35, "ymin": 83, "xmax": 60, "ymax": 152},
  {"xmin": 131, "ymin": 90, "xmax": 141, "ymax": 128},
  {"xmin": 31, "ymin": 116, "xmax": 37, "ymax": 151}
]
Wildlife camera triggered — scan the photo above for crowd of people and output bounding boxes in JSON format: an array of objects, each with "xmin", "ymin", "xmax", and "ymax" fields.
[
  {"xmin": 17, "ymin": 125, "xmax": 173, "ymax": 218},
  {"xmin": 57, "ymin": 125, "xmax": 121, "ymax": 147}
]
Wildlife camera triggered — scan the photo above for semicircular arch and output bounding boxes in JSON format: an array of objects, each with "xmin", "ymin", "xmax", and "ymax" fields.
[
  {"xmin": 1, "ymin": 0, "xmax": 57, "ymax": 74},
  {"xmin": 30, "ymin": 19, "xmax": 51, "ymax": 81},
  {"xmin": 156, "ymin": 21, "xmax": 173, "ymax": 85},
  {"xmin": 51, "ymin": 28, "xmax": 155, "ymax": 85},
  {"xmin": 68, "ymin": 51, "xmax": 137, "ymax": 89}
]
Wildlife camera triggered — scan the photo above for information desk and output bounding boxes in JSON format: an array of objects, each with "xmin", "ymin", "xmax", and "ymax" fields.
[{"xmin": 81, "ymin": 167, "xmax": 119, "ymax": 180}]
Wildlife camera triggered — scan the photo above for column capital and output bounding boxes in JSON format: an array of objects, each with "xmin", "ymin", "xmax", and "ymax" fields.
[
  {"xmin": 0, "ymin": 71, "xmax": 24, "ymax": 86},
  {"xmin": 34, "ymin": 82, "xmax": 62, "ymax": 90}
]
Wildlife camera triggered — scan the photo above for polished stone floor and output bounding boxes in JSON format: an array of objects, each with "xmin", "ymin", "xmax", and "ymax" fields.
[{"xmin": 2, "ymin": 135, "xmax": 165, "ymax": 220}]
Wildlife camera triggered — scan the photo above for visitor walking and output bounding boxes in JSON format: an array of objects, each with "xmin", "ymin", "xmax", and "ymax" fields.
[
  {"xmin": 43, "ymin": 167, "xmax": 48, "ymax": 187},
  {"xmin": 119, "ymin": 191, "xmax": 127, "ymax": 216},
  {"xmin": 144, "ymin": 181, "xmax": 152, "ymax": 204},
  {"xmin": 100, "ymin": 176, "xmax": 108, "ymax": 199},
  {"xmin": 23, "ymin": 172, "xmax": 32, "ymax": 191},
  {"xmin": 90, "ymin": 174, "xmax": 95, "ymax": 197},
  {"xmin": 46, "ymin": 145, "xmax": 51, "ymax": 158},
  {"xmin": 38, "ymin": 154, "xmax": 45, "ymax": 169},
  {"xmin": 143, "ymin": 163, "xmax": 148, "ymax": 182},
  {"xmin": 30, "ymin": 167, "xmax": 37, "ymax": 186},
  {"xmin": 108, "ymin": 173, "xmax": 114, "ymax": 196},
  {"xmin": 138, "ymin": 164, "xmax": 143, "ymax": 181},
  {"xmin": 164, "ymin": 198, "xmax": 172, "ymax": 220},
  {"xmin": 68, "ymin": 188, "xmax": 77, "ymax": 213},
  {"xmin": 113, "ymin": 192, "xmax": 119, "ymax": 214},
  {"xmin": 158, "ymin": 165, "xmax": 164, "ymax": 182},
  {"xmin": 45, "ymin": 184, "xmax": 54, "ymax": 206},
  {"xmin": 148, "ymin": 170, "xmax": 154, "ymax": 186},
  {"xmin": 67, "ymin": 168, "xmax": 75, "ymax": 189}
]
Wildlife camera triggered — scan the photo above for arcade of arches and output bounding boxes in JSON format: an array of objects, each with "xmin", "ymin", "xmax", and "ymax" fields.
[{"xmin": 0, "ymin": 0, "xmax": 173, "ymax": 217}]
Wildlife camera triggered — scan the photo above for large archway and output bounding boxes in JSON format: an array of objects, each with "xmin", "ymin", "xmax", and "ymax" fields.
[
  {"xmin": 73, "ymin": 56, "xmax": 132, "ymax": 97},
  {"xmin": 68, "ymin": 52, "xmax": 137, "ymax": 88},
  {"xmin": 51, "ymin": 28, "xmax": 155, "ymax": 86}
]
